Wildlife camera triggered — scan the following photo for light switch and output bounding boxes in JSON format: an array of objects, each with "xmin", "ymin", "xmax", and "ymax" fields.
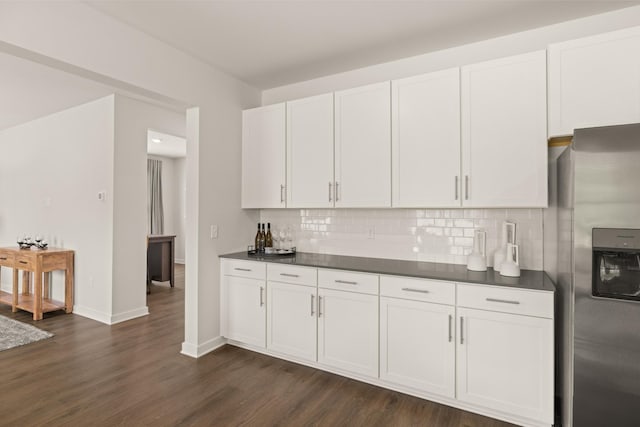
[
  {"xmin": 97, "ymin": 191, "xmax": 106, "ymax": 201},
  {"xmin": 211, "ymin": 225, "xmax": 218, "ymax": 239}
]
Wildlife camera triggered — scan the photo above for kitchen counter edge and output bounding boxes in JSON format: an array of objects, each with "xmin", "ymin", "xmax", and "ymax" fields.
[{"xmin": 219, "ymin": 251, "xmax": 555, "ymax": 293}]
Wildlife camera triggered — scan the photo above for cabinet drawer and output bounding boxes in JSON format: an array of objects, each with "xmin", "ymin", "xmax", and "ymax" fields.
[
  {"xmin": 14, "ymin": 253, "xmax": 34, "ymax": 270},
  {"xmin": 0, "ymin": 250, "xmax": 14, "ymax": 268},
  {"xmin": 318, "ymin": 269, "xmax": 378, "ymax": 295},
  {"xmin": 380, "ymin": 275, "xmax": 455, "ymax": 305},
  {"xmin": 457, "ymin": 283, "xmax": 553, "ymax": 319},
  {"xmin": 222, "ymin": 259, "xmax": 265, "ymax": 280},
  {"xmin": 267, "ymin": 264, "xmax": 316, "ymax": 286}
]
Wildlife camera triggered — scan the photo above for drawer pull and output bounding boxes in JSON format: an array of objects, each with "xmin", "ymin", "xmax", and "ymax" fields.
[
  {"xmin": 486, "ymin": 297, "xmax": 520, "ymax": 305},
  {"xmin": 318, "ymin": 296, "xmax": 323, "ymax": 317},
  {"xmin": 335, "ymin": 280, "xmax": 357, "ymax": 285},
  {"xmin": 460, "ymin": 317, "xmax": 464, "ymax": 344},
  {"xmin": 0, "ymin": 257, "xmax": 6, "ymax": 260},
  {"xmin": 401, "ymin": 287, "xmax": 430, "ymax": 294},
  {"xmin": 19, "ymin": 260, "xmax": 28, "ymax": 265},
  {"xmin": 448, "ymin": 315, "xmax": 452, "ymax": 342},
  {"xmin": 259, "ymin": 287, "xmax": 265, "ymax": 307},
  {"xmin": 234, "ymin": 268, "xmax": 252, "ymax": 272},
  {"xmin": 280, "ymin": 273, "xmax": 300, "ymax": 278}
]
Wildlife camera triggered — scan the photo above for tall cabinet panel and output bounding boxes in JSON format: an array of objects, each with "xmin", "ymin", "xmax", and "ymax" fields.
[
  {"xmin": 286, "ymin": 93, "xmax": 335, "ymax": 208},
  {"xmin": 548, "ymin": 26, "xmax": 640, "ymax": 137},
  {"xmin": 461, "ymin": 51, "xmax": 547, "ymax": 208},
  {"xmin": 334, "ymin": 82, "xmax": 391, "ymax": 208},
  {"xmin": 242, "ymin": 103, "xmax": 286, "ymax": 208},
  {"xmin": 392, "ymin": 68, "xmax": 461, "ymax": 207}
]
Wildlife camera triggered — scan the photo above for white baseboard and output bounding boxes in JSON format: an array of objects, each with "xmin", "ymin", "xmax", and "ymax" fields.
[
  {"xmin": 110, "ymin": 306, "xmax": 149, "ymax": 324},
  {"xmin": 181, "ymin": 336, "xmax": 226, "ymax": 358},
  {"xmin": 73, "ymin": 305, "xmax": 149, "ymax": 325},
  {"xmin": 73, "ymin": 305, "xmax": 112, "ymax": 324}
]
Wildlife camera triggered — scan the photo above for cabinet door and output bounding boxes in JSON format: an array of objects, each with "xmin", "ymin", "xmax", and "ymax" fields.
[
  {"xmin": 392, "ymin": 68, "xmax": 461, "ymax": 207},
  {"xmin": 548, "ymin": 26, "xmax": 640, "ymax": 137},
  {"xmin": 380, "ymin": 297, "xmax": 455, "ymax": 398},
  {"xmin": 317, "ymin": 288, "xmax": 378, "ymax": 377},
  {"xmin": 461, "ymin": 51, "xmax": 547, "ymax": 208},
  {"xmin": 335, "ymin": 82, "xmax": 391, "ymax": 207},
  {"xmin": 286, "ymin": 93, "xmax": 335, "ymax": 208},
  {"xmin": 242, "ymin": 103, "xmax": 286, "ymax": 208},
  {"xmin": 456, "ymin": 307, "xmax": 554, "ymax": 424},
  {"xmin": 266, "ymin": 281, "xmax": 317, "ymax": 362},
  {"xmin": 221, "ymin": 275, "xmax": 266, "ymax": 348}
]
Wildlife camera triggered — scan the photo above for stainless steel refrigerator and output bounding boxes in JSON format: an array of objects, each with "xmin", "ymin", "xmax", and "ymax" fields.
[{"xmin": 556, "ymin": 123, "xmax": 640, "ymax": 426}]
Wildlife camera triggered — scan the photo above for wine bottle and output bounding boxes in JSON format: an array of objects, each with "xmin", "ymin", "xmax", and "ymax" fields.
[
  {"xmin": 265, "ymin": 223, "xmax": 273, "ymax": 248},
  {"xmin": 260, "ymin": 223, "xmax": 266, "ymax": 252},
  {"xmin": 254, "ymin": 223, "xmax": 261, "ymax": 252}
]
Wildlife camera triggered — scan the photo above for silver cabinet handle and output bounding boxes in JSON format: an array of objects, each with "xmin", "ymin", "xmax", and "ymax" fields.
[
  {"xmin": 280, "ymin": 273, "xmax": 299, "ymax": 278},
  {"xmin": 460, "ymin": 317, "xmax": 464, "ymax": 344},
  {"xmin": 448, "ymin": 315, "xmax": 453, "ymax": 342},
  {"xmin": 455, "ymin": 176, "xmax": 459, "ymax": 201},
  {"xmin": 234, "ymin": 268, "xmax": 251, "ymax": 272},
  {"xmin": 318, "ymin": 296, "xmax": 323, "ymax": 317},
  {"xmin": 329, "ymin": 182, "xmax": 333, "ymax": 202},
  {"xmin": 310, "ymin": 294, "xmax": 315, "ymax": 316},
  {"xmin": 486, "ymin": 298, "xmax": 520, "ymax": 305},
  {"xmin": 335, "ymin": 279, "xmax": 357, "ymax": 285},
  {"xmin": 465, "ymin": 176, "xmax": 469, "ymax": 200},
  {"xmin": 401, "ymin": 287, "xmax": 430, "ymax": 294},
  {"xmin": 259, "ymin": 286, "xmax": 264, "ymax": 307},
  {"xmin": 280, "ymin": 184, "xmax": 285, "ymax": 203},
  {"xmin": 335, "ymin": 182, "xmax": 340, "ymax": 201}
]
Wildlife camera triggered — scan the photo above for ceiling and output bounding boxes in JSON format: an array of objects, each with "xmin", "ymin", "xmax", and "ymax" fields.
[
  {"xmin": 0, "ymin": 52, "xmax": 115, "ymax": 131},
  {"xmin": 87, "ymin": 0, "xmax": 638, "ymax": 89},
  {"xmin": 147, "ymin": 130, "xmax": 187, "ymax": 158}
]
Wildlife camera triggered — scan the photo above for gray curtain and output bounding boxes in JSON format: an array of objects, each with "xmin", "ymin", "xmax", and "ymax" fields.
[{"xmin": 147, "ymin": 159, "xmax": 164, "ymax": 235}]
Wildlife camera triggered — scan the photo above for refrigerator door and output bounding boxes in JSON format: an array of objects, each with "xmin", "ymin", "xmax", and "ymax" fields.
[{"xmin": 573, "ymin": 123, "xmax": 640, "ymax": 427}]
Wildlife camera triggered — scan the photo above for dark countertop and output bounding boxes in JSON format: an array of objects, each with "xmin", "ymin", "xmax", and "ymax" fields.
[{"xmin": 220, "ymin": 251, "xmax": 555, "ymax": 293}]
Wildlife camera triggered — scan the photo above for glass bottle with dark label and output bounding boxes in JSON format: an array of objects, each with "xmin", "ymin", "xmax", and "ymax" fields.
[
  {"xmin": 254, "ymin": 223, "xmax": 261, "ymax": 252},
  {"xmin": 265, "ymin": 223, "xmax": 273, "ymax": 248},
  {"xmin": 260, "ymin": 223, "xmax": 266, "ymax": 252}
]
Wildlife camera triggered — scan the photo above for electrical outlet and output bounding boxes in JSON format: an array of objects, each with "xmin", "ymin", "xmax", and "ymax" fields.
[{"xmin": 210, "ymin": 225, "xmax": 218, "ymax": 239}]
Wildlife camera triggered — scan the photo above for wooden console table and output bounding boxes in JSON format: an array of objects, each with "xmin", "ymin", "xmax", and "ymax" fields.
[
  {"xmin": 0, "ymin": 247, "xmax": 74, "ymax": 320},
  {"xmin": 147, "ymin": 235, "xmax": 175, "ymax": 288}
]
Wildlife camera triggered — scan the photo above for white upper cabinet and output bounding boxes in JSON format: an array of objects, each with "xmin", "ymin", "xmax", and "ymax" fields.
[
  {"xmin": 286, "ymin": 93, "xmax": 335, "ymax": 208},
  {"xmin": 392, "ymin": 68, "xmax": 461, "ymax": 207},
  {"xmin": 335, "ymin": 82, "xmax": 392, "ymax": 208},
  {"xmin": 461, "ymin": 50, "xmax": 548, "ymax": 208},
  {"xmin": 242, "ymin": 103, "xmax": 286, "ymax": 208},
  {"xmin": 548, "ymin": 26, "xmax": 640, "ymax": 137}
]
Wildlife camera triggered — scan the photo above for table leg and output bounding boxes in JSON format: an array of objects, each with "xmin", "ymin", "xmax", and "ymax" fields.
[
  {"xmin": 22, "ymin": 270, "xmax": 30, "ymax": 295},
  {"xmin": 43, "ymin": 272, "xmax": 51, "ymax": 299},
  {"xmin": 34, "ymin": 261, "xmax": 42, "ymax": 320},
  {"xmin": 12, "ymin": 268, "xmax": 18, "ymax": 313},
  {"xmin": 65, "ymin": 253, "xmax": 74, "ymax": 313}
]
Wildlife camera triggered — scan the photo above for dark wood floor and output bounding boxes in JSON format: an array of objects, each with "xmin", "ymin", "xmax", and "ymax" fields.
[{"xmin": 0, "ymin": 264, "xmax": 514, "ymax": 427}]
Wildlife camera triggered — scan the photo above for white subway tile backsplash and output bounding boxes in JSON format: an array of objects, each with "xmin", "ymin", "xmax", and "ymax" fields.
[{"xmin": 260, "ymin": 208, "xmax": 544, "ymax": 270}]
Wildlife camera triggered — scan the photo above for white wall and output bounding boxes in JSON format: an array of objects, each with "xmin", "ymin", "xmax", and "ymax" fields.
[
  {"xmin": 0, "ymin": 96, "xmax": 115, "ymax": 319},
  {"xmin": 112, "ymin": 94, "xmax": 185, "ymax": 323},
  {"xmin": 0, "ymin": 1, "xmax": 262, "ymax": 356},
  {"xmin": 148, "ymin": 154, "xmax": 187, "ymax": 263},
  {"xmin": 263, "ymin": 6, "xmax": 640, "ymax": 103}
]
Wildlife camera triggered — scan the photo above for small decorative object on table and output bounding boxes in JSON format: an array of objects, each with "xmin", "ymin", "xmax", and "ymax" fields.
[{"xmin": 17, "ymin": 235, "xmax": 48, "ymax": 250}]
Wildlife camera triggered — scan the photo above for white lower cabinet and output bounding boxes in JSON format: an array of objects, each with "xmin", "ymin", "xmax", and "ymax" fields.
[
  {"xmin": 456, "ymin": 307, "xmax": 554, "ymax": 424},
  {"xmin": 317, "ymin": 287, "xmax": 379, "ymax": 378},
  {"xmin": 266, "ymin": 281, "xmax": 317, "ymax": 362},
  {"xmin": 221, "ymin": 259, "xmax": 554, "ymax": 427},
  {"xmin": 380, "ymin": 296, "xmax": 455, "ymax": 398},
  {"xmin": 222, "ymin": 275, "xmax": 266, "ymax": 348}
]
